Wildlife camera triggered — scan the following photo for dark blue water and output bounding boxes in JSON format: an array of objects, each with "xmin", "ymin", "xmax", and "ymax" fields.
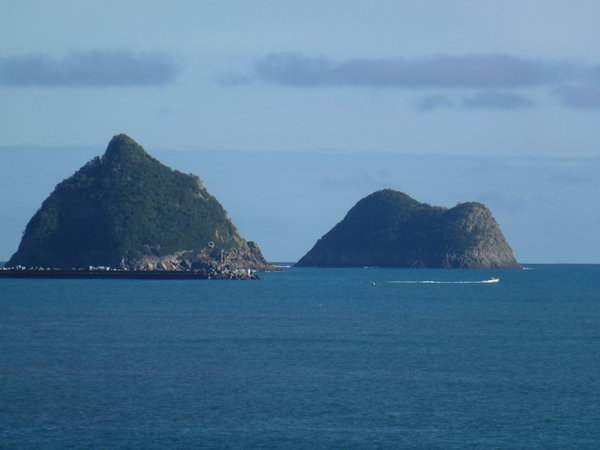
[{"xmin": 1, "ymin": 265, "xmax": 599, "ymax": 448}]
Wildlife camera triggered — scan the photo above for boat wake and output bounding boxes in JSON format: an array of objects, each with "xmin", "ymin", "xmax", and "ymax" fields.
[{"xmin": 387, "ymin": 279, "xmax": 499, "ymax": 284}]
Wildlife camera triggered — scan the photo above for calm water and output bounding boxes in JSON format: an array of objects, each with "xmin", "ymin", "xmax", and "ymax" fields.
[{"xmin": 1, "ymin": 264, "xmax": 599, "ymax": 448}]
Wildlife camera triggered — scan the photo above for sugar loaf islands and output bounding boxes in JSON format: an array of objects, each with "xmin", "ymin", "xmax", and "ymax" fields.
[{"xmin": 1, "ymin": 134, "xmax": 520, "ymax": 279}]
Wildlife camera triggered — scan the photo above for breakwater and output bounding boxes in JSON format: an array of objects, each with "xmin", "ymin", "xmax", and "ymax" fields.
[{"xmin": 0, "ymin": 266, "xmax": 259, "ymax": 280}]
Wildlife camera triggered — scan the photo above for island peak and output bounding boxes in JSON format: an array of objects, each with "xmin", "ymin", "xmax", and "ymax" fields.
[{"xmin": 7, "ymin": 135, "xmax": 276, "ymax": 277}]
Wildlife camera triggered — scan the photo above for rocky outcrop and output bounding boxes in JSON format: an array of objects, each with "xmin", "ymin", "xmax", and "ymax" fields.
[
  {"xmin": 296, "ymin": 189, "xmax": 521, "ymax": 269},
  {"xmin": 7, "ymin": 134, "xmax": 277, "ymax": 273},
  {"xmin": 122, "ymin": 242, "xmax": 274, "ymax": 272}
]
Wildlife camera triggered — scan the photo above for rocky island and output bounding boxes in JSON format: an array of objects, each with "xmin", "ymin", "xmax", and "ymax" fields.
[
  {"xmin": 296, "ymin": 189, "xmax": 521, "ymax": 269},
  {"xmin": 3, "ymin": 134, "xmax": 277, "ymax": 279}
]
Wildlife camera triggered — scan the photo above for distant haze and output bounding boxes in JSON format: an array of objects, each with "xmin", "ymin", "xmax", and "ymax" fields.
[{"xmin": 1, "ymin": 145, "xmax": 598, "ymax": 264}]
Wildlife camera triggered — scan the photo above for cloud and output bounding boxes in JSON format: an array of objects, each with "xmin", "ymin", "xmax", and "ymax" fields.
[
  {"xmin": 555, "ymin": 66, "xmax": 600, "ymax": 108},
  {"xmin": 549, "ymin": 170, "xmax": 596, "ymax": 186},
  {"xmin": 255, "ymin": 52, "xmax": 573, "ymax": 89},
  {"xmin": 416, "ymin": 91, "xmax": 534, "ymax": 111},
  {"xmin": 308, "ymin": 170, "xmax": 394, "ymax": 190},
  {"xmin": 237, "ymin": 51, "xmax": 600, "ymax": 110},
  {"xmin": 462, "ymin": 90, "xmax": 535, "ymax": 109},
  {"xmin": 0, "ymin": 50, "xmax": 180, "ymax": 87},
  {"xmin": 416, "ymin": 94, "xmax": 456, "ymax": 112},
  {"xmin": 218, "ymin": 72, "xmax": 252, "ymax": 87},
  {"xmin": 473, "ymin": 190, "xmax": 554, "ymax": 213}
]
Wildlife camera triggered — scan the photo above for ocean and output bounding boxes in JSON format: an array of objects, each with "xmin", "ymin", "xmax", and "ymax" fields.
[{"xmin": 1, "ymin": 264, "xmax": 599, "ymax": 448}]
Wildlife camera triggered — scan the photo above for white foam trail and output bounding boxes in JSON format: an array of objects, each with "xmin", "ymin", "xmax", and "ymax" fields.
[{"xmin": 387, "ymin": 280, "xmax": 495, "ymax": 284}]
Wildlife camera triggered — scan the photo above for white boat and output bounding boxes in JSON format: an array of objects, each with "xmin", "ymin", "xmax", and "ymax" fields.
[{"xmin": 483, "ymin": 277, "xmax": 500, "ymax": 283}]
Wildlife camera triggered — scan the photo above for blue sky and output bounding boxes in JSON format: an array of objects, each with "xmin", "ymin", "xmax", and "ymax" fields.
[{"xmin": 1, "ymin": 1, "xmax": 599, "ymax": 262}]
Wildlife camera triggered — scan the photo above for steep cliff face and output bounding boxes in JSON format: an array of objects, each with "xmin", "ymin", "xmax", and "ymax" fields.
[
  {"xmin": 7, "ymin": 134, "xmax": 273, "ymax": 271},
  {"xmin": 296, "ymin": 189, "xmax": 520, "ymax": 269}
]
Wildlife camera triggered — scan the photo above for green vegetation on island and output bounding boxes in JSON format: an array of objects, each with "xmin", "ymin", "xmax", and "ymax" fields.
[
  {"xmin": 296, "ymin": 189, "xmax": 521, "ymax": 269},
  {"xmin": 7, "ymin": 134, "xmax": 273, "ymax": 273}
]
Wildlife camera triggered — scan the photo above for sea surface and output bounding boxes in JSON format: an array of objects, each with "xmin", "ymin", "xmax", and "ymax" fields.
[{"xmin": 1, "ymin": 264, "xmax": 599, "ymax": 449}]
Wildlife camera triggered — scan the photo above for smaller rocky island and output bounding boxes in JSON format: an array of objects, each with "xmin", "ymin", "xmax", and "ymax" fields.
[
  {"xmin": 2, "ymin": 134, "xmax": 278, "ymax": 280},
  {"xmin": 296, "ymin": 189, "xmax": 521, "ymax": 269}
]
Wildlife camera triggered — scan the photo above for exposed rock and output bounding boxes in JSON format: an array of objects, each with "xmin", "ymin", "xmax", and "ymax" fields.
[
  {"xmin": 296, "ymin": 189, "xmax": 521, "ymax": 269},
  {"xmin": 122, "ymin": 243, "xmax": 275, "ymax": 272}
]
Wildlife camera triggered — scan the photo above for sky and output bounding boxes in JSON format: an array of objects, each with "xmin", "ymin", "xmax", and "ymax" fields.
[{"xmin": 1, "ymin": 0, "xmax": 599, "ymax": 263}]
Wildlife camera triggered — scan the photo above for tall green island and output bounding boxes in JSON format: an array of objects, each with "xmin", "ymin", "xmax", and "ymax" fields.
[
  {"xmin": 296, "ymin": 189, "xmax": 521, "ymax": 269},
  {"xmin": 5, "ymin": 134, "xmax": 275, "ymax": 279}
]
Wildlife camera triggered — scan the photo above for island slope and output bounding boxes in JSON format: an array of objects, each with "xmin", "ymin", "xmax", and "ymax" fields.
[
  {"xmin": 7, "ymin": 134, "xmax": 274, "ymax": 273},
  {"xmin": 296, "ymin": 189, "xmax": 521, "ymax": 269}
]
